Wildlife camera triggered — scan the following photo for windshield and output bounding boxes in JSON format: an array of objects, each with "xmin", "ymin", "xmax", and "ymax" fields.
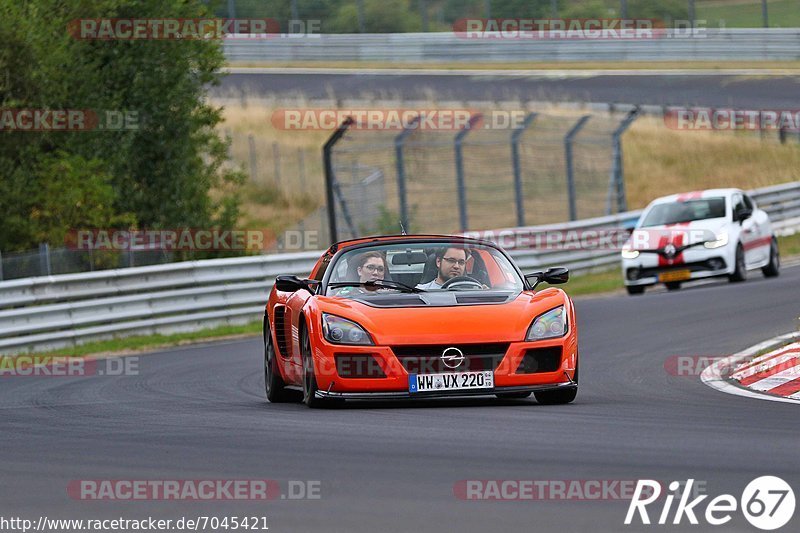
[
  {"xmin": 639, "ymin": 197, "xmax": 726, "ymax": 227},
  {"xmin": 325, "ymin": 241, "xmax": 524, "ymax": 298}
]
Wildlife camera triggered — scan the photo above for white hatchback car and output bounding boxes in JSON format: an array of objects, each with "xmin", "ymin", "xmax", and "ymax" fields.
[{"xmin": 621, "ymin": 189, "xmax": 780, "ymax": 295}]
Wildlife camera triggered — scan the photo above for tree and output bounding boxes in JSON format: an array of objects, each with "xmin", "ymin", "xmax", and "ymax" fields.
[{"xmin": 0, "ymin": 0, "xmax": 244, "ymax": 252}]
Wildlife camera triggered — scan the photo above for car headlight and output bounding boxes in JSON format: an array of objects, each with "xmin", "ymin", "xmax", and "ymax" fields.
[
  {"xmin": 526, "ymin": 306, "xmax": 568, "ymax": 341},
  {"xmin": 621, "ymin": 248, "xmax": 640, "ymax": 259},
  {"xmin": 704, "ymin": 232, "xmax": 729, "ymax": 249},
  {"xmin": 322, "ymin": 314, "xmax": 373, "ymax": 345}
]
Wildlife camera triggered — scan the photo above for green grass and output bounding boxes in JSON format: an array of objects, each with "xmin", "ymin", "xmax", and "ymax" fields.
[
  {"xmin": 541, "ymin": 268, "xmax": 624, "ymax": 297},
  {"xmin": 697, "ymin": 0, "xmax": 800, "ymax": 28},
  {"xmin": 35, "ymin": 321, "xmax": 262, "ymax": 358},
  {"xmin": 778, "ymin": 232, "xmax": 800, "ymax": 256}
]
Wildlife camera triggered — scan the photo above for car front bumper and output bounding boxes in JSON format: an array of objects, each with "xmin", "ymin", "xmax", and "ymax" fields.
[{"xmin": 314, "ymin": 381, "xmax": 576, "ymax": 400}]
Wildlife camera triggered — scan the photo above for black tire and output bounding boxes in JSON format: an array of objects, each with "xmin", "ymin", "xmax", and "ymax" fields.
[
  {"xmin": 300, "ymin": 325, "xmax": 338, "ymax": 408},
  {"xmin": 264, "ymin": 320, "xmax": 294, "ymax": 403},
  {"xmin": 495, "ymin": 392, "xmax": 532, "ymax": 399},
  {"xmin": 626, "ymin": 285, "xmax": 645, "ymax": 295},
  {"xmin": 762, "ymin": 238, "xmax": 780, "ymax": 278},
  {"xmin": 728, "ymin": 244, "xmax": 747, "ymax": 283},
  {"xmin": 665, "ymin": 281, "xmax": 681, "ymax": 291},
  {"xmin": 533, "ymin": 356, "xmax": 578, "ymax": 405}
]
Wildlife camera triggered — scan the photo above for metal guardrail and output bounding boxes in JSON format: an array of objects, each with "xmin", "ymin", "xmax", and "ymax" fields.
[
  {"xmin": 224, "ymin": 29, "xmax": 800, "ymax": 63},
  {"xmin": 1, "ymin": 182, "xmax": 799, "ymax": 354}
]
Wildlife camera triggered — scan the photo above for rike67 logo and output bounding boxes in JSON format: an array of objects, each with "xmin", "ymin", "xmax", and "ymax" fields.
[{"xmin": 625, "ymin": 477, "xmax": 795, "ymax": 530}]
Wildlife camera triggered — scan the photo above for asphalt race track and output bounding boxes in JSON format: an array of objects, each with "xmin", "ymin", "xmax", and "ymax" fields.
[
  {"xmin": 2, "ymin": 267, "xmax": 799, "ymax": 532},
  {"xmin": 214, "ymin": 70, "xmax": 800, "ymax": 109}
]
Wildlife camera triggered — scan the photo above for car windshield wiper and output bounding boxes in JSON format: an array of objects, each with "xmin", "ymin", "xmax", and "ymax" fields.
[{"xmin": 328, "ymin": 280, "xmax": 426, "ymax": 293}]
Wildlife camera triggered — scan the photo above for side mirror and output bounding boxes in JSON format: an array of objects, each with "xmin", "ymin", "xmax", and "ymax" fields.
[
  {"xmin": 735, "ymin": 207, "xmax": 753, "ymax": 223},
  {"xmin": 543, "ymin": 267, "xmax": 570, "ymax": 284},
  {"xmin": 525, "ymin": 267, "xmax": 570, "ymax": 290},
  {"xmin": 275, "ymin": 275, "xmax": 316, "ymax": 293}
]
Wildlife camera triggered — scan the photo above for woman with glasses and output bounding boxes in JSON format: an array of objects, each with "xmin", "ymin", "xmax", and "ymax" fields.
[
  {"xmin": 332, "ymin": 251, "xmax": 388, "ymax": 296},
  {"xmin": 356, "ymin": 251, "xmax": 387, "ymax": 283}
]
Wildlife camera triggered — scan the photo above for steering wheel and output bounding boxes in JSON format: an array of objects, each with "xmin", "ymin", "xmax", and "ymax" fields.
[{"xmin": 441, "ymin": 275, "xmax": 484, "ymax": 290}]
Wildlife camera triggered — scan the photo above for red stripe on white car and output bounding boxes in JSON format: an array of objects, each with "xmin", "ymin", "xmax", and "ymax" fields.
[
  {"xmin": 743, "ymin": 235, "xmax": 772, "ymax": 252},
  {"xmin": 675, "ymin": 191, "xmax": 704, "ymax": 202},
  {"xmin": 657, "ymin": 222, "xmax": 689, "ymax": 267}
]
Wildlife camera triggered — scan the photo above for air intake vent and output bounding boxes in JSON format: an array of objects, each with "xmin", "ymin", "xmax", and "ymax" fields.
[
  {"xmin": 273, "ymin": 306, "xmax": 290, "ymax": 358},
  {"xmin": 335, "ymin": 354, "xmax": 387, "ymax": 378},
  {"xmin": 516, "ymin": 347, "xmax": 562, "ymax": 374},
  {"xmin": 455, "ymin": 294, "xmax": 510, "ymax": 304}
]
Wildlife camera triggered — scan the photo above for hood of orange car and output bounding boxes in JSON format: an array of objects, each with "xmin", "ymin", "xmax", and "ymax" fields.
[{"xmin": 314, "ymin": 289, "xmax": 568, "ymax": 345}]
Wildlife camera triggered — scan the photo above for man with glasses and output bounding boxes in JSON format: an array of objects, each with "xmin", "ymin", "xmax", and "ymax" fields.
[{"xmin": 416, "ymin": 247, "xmax": 468, "ymax": 290}]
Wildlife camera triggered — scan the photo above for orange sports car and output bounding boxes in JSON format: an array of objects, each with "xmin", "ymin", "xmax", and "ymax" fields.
[{"xmin": 262, "ymin": 235, "xmax": 578, "ymax": 407}]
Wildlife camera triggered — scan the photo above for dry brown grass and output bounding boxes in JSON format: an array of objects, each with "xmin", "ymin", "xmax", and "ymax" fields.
[
  {"xmin": 625, "ymin": 116, "xmax": 800, "ymax": 208},
  {"xmin": 215, "ymin": 98, "xmax": 800, "ymax": 234}
]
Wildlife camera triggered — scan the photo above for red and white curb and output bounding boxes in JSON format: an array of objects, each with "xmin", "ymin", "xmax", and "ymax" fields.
[{"xmin": 701, "ymin": 332, "xmax": 800, "ymax": 404}]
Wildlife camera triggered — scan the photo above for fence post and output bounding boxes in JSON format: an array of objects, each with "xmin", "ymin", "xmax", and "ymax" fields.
[
  {"xmin": 564, "ymin": 115, "xmax": 591, "ymax": 221},
  {"xmin": 607, "ymin": 107, "xmax": 639, "ymax": 215},
  {"xmin": 39, "ymin": 243, "xmax": 52, "ymax": 276},
  {"xmin": 298, "ymin": 148, "xmax": 306, "ymax": 194},
  {"xmin": 454, "ymin": 113, "xmax": 482, "ymax": 233},
  {"xmin": 0, "ymin": 250, "xmax": 3, "ymax": 281},
  {"xmin": 323, "ymin": 117, "xmax": 354, "ymax": 244},
  {"xmin": 247, "ymin": 134, "xmax": 258, "ymax": 182},
  {"xmin": 272, "ymin": 142, "xmax": 281, "ymax": 190},
  {"xmin": 394, "ymin": 115, "xmax": 420, "ymax": 233},
  {"xmin": 510, "ymin": 112, "xmax": 537, "ymax": 227}
]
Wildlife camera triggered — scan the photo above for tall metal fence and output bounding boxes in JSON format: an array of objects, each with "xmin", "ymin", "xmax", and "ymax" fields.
[{"xmin": 319, "ymin": 109, "xmax": 639, "ymax": 242}]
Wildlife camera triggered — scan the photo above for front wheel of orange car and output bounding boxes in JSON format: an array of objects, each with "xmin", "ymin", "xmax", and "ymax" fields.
[
  {"xmin": 264, "ymin": 321, "xmax": 295, "ymax": 403},
  {"xmin": 534, "ymin": 361, "xmax": 578, "ymax": 405},
  {"xmin": 300, "ymin": 326, "xmax": 340, "ymax": 408}
]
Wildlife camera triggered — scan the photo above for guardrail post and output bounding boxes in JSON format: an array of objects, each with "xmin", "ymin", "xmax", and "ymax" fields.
[
  {"xmin": 564, "ymin": 115, "xmax": 591, "ymax": 221},
  {"xmin": 323, "ymin": 117, "xmax": 354, "ymax": 244},
  {"xmin": 38, "ymin": 243, "xmax": 51, "ymax": 276},
  {"xmin": 394, "ymin": 115, "xmax": 420, "ymax": 233},
  {"xmin": 606, "ymin": 107, "xmax": 639, "ymax": 215},
  {"xmin": 454, "ymin": 113, "xmax": 482, "ymax": 233},
  {"xmin": 511, "ymin": 112, "xmax": 537, "ymax": 227}
]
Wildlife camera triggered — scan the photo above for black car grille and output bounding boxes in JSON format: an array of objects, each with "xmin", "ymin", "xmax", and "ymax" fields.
[
  {"xmin": 629, "ymin": 257, "xmax": 727, "ymax": 280},
  {"xmin": 392, "ymin": 343, "xmax": 509, "ymax": 373}
]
